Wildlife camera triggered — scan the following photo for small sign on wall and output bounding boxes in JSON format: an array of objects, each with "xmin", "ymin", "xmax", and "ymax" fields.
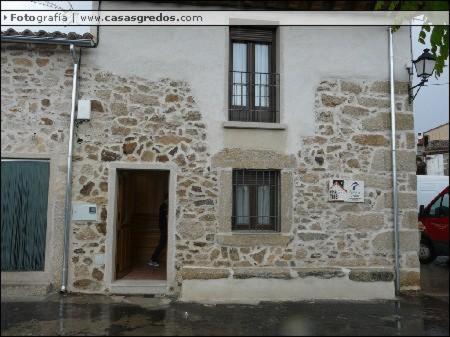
[
  {"xmin": 72, "ymin": 203, "xmax": 99, "ymax": 221},
  {"xmin": 328, "ymin": 179, "xmax": 364, "ymax": 203}
]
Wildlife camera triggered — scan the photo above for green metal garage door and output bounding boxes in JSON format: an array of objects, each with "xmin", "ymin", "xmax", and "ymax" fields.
[{"xmin": 1, "ymin": 160, "xmax": 50, "ymax": 271}]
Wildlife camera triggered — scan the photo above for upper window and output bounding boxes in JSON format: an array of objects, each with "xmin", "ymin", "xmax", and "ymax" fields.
[
  {"xmin": 232, "ymin": 169, "xmax": 280, "ymax": 231},
  {"xmin": 229, "ymin": 27, "xmax": 279, "ymax": 123}
]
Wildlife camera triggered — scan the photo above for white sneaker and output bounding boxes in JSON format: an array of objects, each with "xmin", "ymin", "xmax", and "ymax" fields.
[{"xmin": 147, "ymin": 260, "xmax": 159, "ymax": 268}]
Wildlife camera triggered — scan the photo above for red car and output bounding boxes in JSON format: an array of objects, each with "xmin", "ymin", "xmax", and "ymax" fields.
[{"xmin": 418, "ymin": 186, "xmax": 449, "ymax": 264}]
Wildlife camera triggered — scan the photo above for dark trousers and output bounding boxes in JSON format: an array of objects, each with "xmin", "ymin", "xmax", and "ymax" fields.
[{"xmin": 151, "ymin": 233, "xmax": 167, "ymax": 263}]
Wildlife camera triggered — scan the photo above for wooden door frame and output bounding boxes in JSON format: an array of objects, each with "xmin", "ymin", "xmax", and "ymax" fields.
[{"xmin": 105, "ymin": 162, "xmax": 177, "ymax": 294}]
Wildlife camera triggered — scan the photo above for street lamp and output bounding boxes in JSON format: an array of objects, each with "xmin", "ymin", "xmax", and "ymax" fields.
[{"xmin": 408, "ymin": 48, "xmax": 436, "ymax": 103}]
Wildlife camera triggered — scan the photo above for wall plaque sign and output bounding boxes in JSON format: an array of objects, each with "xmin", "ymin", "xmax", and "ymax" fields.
[{"xmin": 328, "ymin": 179, "xmax": 364, "ymax": 203}]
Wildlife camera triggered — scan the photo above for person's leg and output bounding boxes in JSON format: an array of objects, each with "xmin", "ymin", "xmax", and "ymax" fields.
[{"xmin": 150, "ymin": 233, "xmax": 167, "ymax": 265}]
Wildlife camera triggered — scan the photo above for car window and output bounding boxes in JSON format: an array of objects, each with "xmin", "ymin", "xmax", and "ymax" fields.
[
  {"xmin": 429, "ymin": 195, "xmax": 443, "ymax": 217},
  {"xmin": 441, "ymin": 193, "xmax": 449, "ymax": 217}
]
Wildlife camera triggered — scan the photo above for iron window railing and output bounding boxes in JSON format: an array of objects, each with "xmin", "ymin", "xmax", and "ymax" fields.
[
  {"xmin": 232, "ymin": 169, "xmax": 280, "ymax": 231},
  {"xmin": 229, "ymin": 71, "xmax": 280, "ymax": 123}
]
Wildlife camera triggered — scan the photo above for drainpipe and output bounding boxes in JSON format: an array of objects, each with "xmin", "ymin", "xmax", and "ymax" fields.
[
  {"xmin": 388, "ymin": 27, "xmax": 401, "ymax": 295},
  {"xmin": 60, "ymin": 44, "xmax": 80, "ymax": 293}
]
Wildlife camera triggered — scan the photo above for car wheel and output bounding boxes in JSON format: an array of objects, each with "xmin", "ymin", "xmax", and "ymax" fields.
[{"xmin": 419, "ymin": 241, "xmax": 436, "ymax": 264}]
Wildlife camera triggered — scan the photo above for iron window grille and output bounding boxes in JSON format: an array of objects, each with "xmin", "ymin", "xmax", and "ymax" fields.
[
  {"xmin": 229, "ymin": 71, "xmax": 280, "ymax": 123},
  {"xmin": 232, "ymin": 169, "xmax": 280, "ymax": 231},
  {"xmin": 229, "ymin": 27, "xmax": 280, "ymax": 123}
]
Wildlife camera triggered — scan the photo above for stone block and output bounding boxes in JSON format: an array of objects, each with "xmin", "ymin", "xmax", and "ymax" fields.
[
  {"xmin": 357, "ymin": 96, "xmax": 390, "ymax": 108},
  {"xmin": 370, "ymin": 150, "xmax": 416, "ymax": 172},
  {"xmin": 211, "ymin": 148, "xmax": 296, "ymax": 169},
  {"xmin": 372, "ymin": 231, "xmax": 393, "ymax": 252},
  {"xmin": 118, "ymin": 117, "xmax": 137, "ymax": 126},
  {"xmin": 36, "ymin": 58, "xmax": 49, "ymax": 67},
  {"xmin": 384, "ymin": 192, "xmax": 417, "ymax": 209},
  {"xmin": 347, "ymin": 159, "xmax": 360, "ymax": 168},
  {"xmin": 406, "ymin": 133, "xmax": 416, "ymax": 149},
  {"xmin": 141, "ymin": 151, "xmax": 155, "ymax": 161},
  {"xmin": 342, "ymin": 213, "xmax": 384, "ymax": 230},
  {"xmin": 215, "ymin": 234, "xmax": 294, "ymax": 247},
  {"xmin": 400, "ymin": 230, "xmax": 419, "ymax": 252},
  {"xmin": 178, "ymin": 219, "xmax": 204, "ymax": 240},
  {"xmin": 233, "ymin": 268, "xmax": 291, "ymax": 279},
  {"xmin": 250, "ymin": 249, "xmax": 266, "ymax": 263},
  {"xmin": 13, "ymin": 57, "xmax": 33, "ymax": 67},
  {"xmin": 354, "ymin": 174, "xmax": 392, "ymax": 190},
  {"xmin": 130, "ymin": 93, "xmax": 159, "ymax": 105},
  {"xmin": 340, "ymin": 81, "xmax": 363, "ymax": 94},
  {"xmin": 322, "ymin": 94, "xmax": 347, "ymax": 107},
  {"xmin": 401, "ymin": 210, "xmax": 419, "ymax": 230},
  {"xmin": 155, "ymin": 135, "xmax": 191, "ymax": 145},
  {"xmin": 101, "ymin": 149, "xmax": 121, "ymax": 162},
  {"xmin": 362, "ymin": 113, "xmax": 414, "ymax": 131},
  {"xmin": 316, "ymin": 110, "xmax": 333, "ymax": 123},
  {"xmin": 402, "ymin": 253, "xmax": 420, "ymax": 269},
  {"xmin": 349, "ymin": 269, "xmax": 394, "ymax": 282},
  {"xmin": 111, "ymin": 125, "xmax": 131, "ymax": 136},
  {"xmin": 373, "ymin": 230, "xmax": 418, "ymax": 256},
  {"xmin": 341, "ymin": 105, "xmax": 370, "ymax": 117},
  {"xmin": 352, "ymin": 135, "xmax": 389, "ymax": 147},
  {"xmin": 301, "ymin": 173, "xmax": 320, "ymax": 183},
  {"xmin": 91, "ymin": 100, "xmax": 104, "ymax": 112},
  {"xmin": 298, "ymin": 232, "xmax": 329, "ymax": 241},
  {"xmin": 369, "ymin": 81, "xmax": 409, "ymax": 95},
  {"xmin": 165, "ymin": 94, "xmax": 180, "ymax": 102},
  {"xmin": 400, "ymin": 269, "xmax": 420, "ymax": 288},
  {"xmin": 122, "ymin": 142, "xmax": 137, "ymax": 155},
  {"xmin": 294, "ymin": 268, "xmax": 346, "ymax": 279},
  {"xmin": 110, "ymin": 102, "xmax": 128, "ymax": 116}
]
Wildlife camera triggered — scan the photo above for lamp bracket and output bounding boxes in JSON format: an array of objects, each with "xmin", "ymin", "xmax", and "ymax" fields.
[
  {"xmin": 408, "ymin": 78, "xmax": 428, "ymax": 103},
  {"xmin": 407, "ymin": 66, "xmax": 428, "ymax": 104}
]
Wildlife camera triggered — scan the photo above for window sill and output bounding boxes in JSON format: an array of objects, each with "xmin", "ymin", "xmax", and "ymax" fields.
[
  {"xmin": 216, "ymin": 233, "xmax": 294, "ymax": 247},
  {"xmin": 223, "ymin": 121, "xmax": 287, "ymax": 130}
]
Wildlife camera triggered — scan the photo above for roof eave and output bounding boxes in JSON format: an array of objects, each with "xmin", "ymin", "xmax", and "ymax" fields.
[{"xmin": 1, "ymin": 35, "xmax": 95, "ymax": 47}]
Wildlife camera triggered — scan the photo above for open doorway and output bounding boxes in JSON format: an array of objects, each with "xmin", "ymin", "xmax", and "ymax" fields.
[{"xmin": 115, "ymin": 169, "xmax": 169, "ymax": 281}]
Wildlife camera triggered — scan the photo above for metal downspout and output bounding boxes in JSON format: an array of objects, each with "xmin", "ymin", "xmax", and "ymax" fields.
[
  {"xmin": 388, "ymin": 27, "xmax": 401, "ymax": 295},
  {"xmin": 60, "ymin": 44, "xmax": 80, "ymax": 293}
]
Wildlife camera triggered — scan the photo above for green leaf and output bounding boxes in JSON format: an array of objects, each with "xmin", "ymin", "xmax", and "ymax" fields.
[
  {"xmin": 374, "ymin": 1, "xmax": 385, "ymax": 10},
  {"xmin": 388, "ymin": 1, "xmax": 400, "ymax": 10}
]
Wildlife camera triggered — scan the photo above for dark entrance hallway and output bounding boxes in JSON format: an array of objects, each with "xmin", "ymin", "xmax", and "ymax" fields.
[{"xmin": 115, "ymin": 170, "xmax": 169, "ymax": 281}]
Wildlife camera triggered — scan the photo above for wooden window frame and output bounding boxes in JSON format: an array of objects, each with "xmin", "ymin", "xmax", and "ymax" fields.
[
  {"xmin": 232, "ymin": 169, "xmax": 280, "ymax": 232},
  {"xmin": 229, "ymin": 26, "xmax": 278, "ymax": 123}
]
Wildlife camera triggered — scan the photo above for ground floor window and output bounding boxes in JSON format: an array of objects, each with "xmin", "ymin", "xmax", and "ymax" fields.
[
  {"xmin": 232, "ymin": 169, "xmax": 280, "ymax": 231},
  {"xmin": 1, "ymin": 159, "xmax": 50, "ymax": 271}
]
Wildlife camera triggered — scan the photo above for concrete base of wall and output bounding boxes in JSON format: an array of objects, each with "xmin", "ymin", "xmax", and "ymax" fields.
[
  {"xmin": 1, "ymin": 283, "xmax": 53, "ymax": 298},
  {"xmin": 180, "ymin": 278, "xmax": 396, "ymax": 304},
  {"xmin": 107, "ymin": 280, "xmax": 167, "ymax": 295}
]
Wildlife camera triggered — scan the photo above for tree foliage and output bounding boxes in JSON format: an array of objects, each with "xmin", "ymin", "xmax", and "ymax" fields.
[{"xmin": 375, "ymin": 1, "xmax": 449, "ymax": 77}]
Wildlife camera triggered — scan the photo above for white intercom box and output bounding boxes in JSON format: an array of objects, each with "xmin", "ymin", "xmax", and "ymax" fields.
[
  {"xmin": 72, "ymin": 203, "xmax": 98, "ymax": 221},
  {"xmin": 77, "ymin": 99, "xmax": 91, "ymax": 120}
]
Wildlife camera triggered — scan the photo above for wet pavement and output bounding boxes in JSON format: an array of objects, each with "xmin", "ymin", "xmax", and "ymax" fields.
[
  {"xmin": 421, "ymin": 257, "xmax": 449, "ymax": 297},
  {"xmin": 1, "ymin": 259, "xmax": 448, "ymax": 336}
]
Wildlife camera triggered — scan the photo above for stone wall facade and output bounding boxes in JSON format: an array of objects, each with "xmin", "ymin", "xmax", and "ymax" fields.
[
  {"xmin": 1, "ymin": 42, "xmax": 420, "ymax": 298},
  {"xmin": 1, "ymin": 44, "xmax": 72, "ymax": 292},
  {"xmin": 71, "ymin": 66, "xmax": 219, "ymax": 292},
  {"xmin": 294, "ymin": 79, "xmax": 419, "ymax": 288}
]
